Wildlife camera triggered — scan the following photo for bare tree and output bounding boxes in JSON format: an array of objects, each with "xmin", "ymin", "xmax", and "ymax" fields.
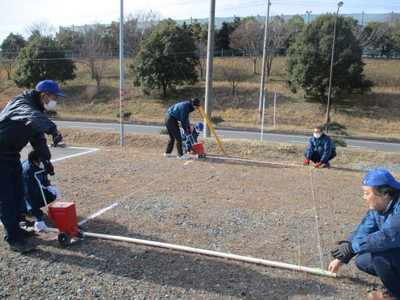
[
  {"xmin": 26, "ymin": 21, "xmax": 56, "ymax": 40},
  {"xmin": 266, "ymin": 16, "xmax": 288, "ymax": 77},
  {"xmin": 79, "ymin": 24, "xmax": 111, "ymax": 90},
  {"xmin": 230, "ymin": 18, "xmax": 264, "ymax": 74},
  {"xmin": 195, "ymin": 40, "xmax": 207, "ymax": 79},
  {"xmin": 215, "ymin": 58, "xmax": 250, "ymax": 98}
]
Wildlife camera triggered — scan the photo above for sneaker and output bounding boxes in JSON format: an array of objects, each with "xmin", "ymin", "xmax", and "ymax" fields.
[
  {"xmin": 9, "ymin": 239, "xmax": 36, "ymax": 253},
  {"xmin": 163, "ymin": 153, "xmax": 176, "ymax": 157},
  {"xmin": 323, "ymin": 163, "xmax": 331, "ymax": 168},
  {"xmin": 20, "ymin": 228, "xmax": 36, "ymax": 238},
  {"xmin": 177, "ymin": 154, "xmax": 190, "ymax": 160},
  {"xmin": 368, "ymin": 291, "xmax": 396, "ymax": 300}
]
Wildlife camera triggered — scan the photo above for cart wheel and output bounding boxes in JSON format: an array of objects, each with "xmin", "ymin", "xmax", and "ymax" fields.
[
  {"xmin": 76, "ymin": 226, "xmax": 84, "ymax": 239},
  {"xmin": 58, "ymin": 232, "xmax": 71, "ymax": 246},
  {"xmin": 198, "ymin": 154, "xmax": 206, "ymax": 159}
]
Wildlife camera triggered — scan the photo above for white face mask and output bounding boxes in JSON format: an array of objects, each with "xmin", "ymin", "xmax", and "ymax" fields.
[
  {"xmin": 313, "ymin": 133, "xmax": 322, "ymax": 139},
  {"xmin": 44, "ymin": 99, "xmax": 57, "ymax": 110}
]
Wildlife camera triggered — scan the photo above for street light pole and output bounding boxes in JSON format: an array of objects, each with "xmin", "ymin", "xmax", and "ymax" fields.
[
  {"xmin": 306, "ymin": 10, "xmax": 312, "ymax": 24},
  {"xmin": 325, "ymin": 1, "xmax": 343, "ymax": 133},
  {"xmin": 258, "ymin": 0, "xmax": 271, "ymax": 122}
]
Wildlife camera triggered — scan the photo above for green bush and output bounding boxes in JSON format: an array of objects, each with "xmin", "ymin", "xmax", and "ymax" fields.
[
  {"xmin": 333, "ymin": 137, "xmax": 347, "ymax": 147},
  {"xmin": 211, "ymin": 115, "xmax": 224, "ymax": 125},
  {"xmin": 160, "ymin": 128, "xmax": 168, "ymax": 135},
  {"xmin": 116, "ymin": 112, "xmax": 132, "ymax": 120},
  {"xmin": 325, "ymin": 121, "xmax": 348, "ymax": 136}
]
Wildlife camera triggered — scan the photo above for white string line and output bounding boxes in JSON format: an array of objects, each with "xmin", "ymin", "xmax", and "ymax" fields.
[
  {"xmin": 309, "ymin": 167, "xmax": 325, "ymax": 269},
  {"xmin": 78, "ymin": 159, "xmax": 195, "ymax": 225}
]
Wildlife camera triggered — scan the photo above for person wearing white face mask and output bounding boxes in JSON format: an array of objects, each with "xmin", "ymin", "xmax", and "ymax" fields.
[
  {"xmin": 0, "ymin": 79, "xmax": 66, "ymax": 253},
  {"xmin": 303, "ymin": 126, "xmax": 336, "ymax": 168}
]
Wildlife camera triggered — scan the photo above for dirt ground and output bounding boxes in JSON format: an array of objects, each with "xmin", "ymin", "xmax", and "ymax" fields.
[{"xmin": 0, "ymin": 147, "xmax": 384, "ymax": 299}]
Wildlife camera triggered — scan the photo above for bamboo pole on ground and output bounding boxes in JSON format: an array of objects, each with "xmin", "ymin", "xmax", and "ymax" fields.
[{"xmin": 46, "ymin": 228, "xmax": 336, "ymax": 277}]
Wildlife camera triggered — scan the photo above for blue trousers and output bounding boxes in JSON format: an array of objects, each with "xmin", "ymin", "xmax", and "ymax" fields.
[
  {"xmin": 356, "ymin": 250, "xmax": 400, "ymax": 299},
  {"xmin": 0, "ymin": 158, "xmax": 25, "ymax": 243}
]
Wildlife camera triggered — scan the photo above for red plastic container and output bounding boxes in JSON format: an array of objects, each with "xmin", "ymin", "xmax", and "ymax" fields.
[
  {"xmin": 48, "ymin": 202, "xmax": 80, "ymax": 246},
  {"xmin": 192, "ymin": 142, "xmax": 206, "ymax": 158}
]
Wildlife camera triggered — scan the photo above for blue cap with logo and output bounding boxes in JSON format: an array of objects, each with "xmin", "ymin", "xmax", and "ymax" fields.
[
  {"xmin": 362, "ymin": 169, "xmax": 400, "ymax": 189},
  {"xmin": 35, "ymin": 80, "xmax": 67, "ymax": 97}
]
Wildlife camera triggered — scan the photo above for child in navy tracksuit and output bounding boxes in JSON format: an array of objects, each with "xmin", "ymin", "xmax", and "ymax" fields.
[{"xmin": 181, "ymin": 122, "xmax": 204, "ymax": 154}]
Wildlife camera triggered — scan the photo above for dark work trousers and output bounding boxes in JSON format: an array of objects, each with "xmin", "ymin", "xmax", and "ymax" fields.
[
  {"xmin": 355, "ymin": 250, "xmax": 400, "ymax": 298},
  {"xmin": 165, "ymin": 114, "xmax": 183, "ymax": 156},
  {"xmin": 0, "ymin": 157, "xmax": 25, "ymax": 244},
  {"xmin": 307, "ymin": 150, "xmax": 337, "ymax": 164}
]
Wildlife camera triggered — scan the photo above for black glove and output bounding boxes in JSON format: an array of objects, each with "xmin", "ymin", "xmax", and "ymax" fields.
[
  {"xmin": 330, "ymin": 241, "xmax": 355, "ymax": 260},
  {"xmin": 52, "ymin": 130, "xmax": 63, "ymax": 147},
  {"xmin": 41, "ymin": 160, "xmax": 55, "ymax": 176}
]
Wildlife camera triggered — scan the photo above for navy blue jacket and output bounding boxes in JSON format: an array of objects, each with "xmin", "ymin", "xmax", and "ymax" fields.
[
  {"xmin": 22, "ymin": 159, "xmax": 51, "ymax": 221},
  {"xmin": 167, "ymin": 101, "xmax": 194, "ymax": 131},
  {"xmin": 0, "ymin": 91, "xmax": 56, "ymax": 160},
  {"xmin": 305, "ymin": 134, "xmax": 336, "ymax": 163},
  {"xmin": 341, "ymin": 193, "xmax": 400, "ymax": 263}
]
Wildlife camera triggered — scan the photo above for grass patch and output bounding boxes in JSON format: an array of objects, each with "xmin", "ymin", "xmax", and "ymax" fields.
[{"xmin": 1, "ymin": 57, "xmax": 400, "ymax": 140}]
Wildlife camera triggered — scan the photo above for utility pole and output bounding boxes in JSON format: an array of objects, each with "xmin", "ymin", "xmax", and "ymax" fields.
[
  {"xmin": 204, "ymin": 0, "xmax": 215, "ymax": 138},
  {"xmin": 325, "ymin": 2, "xmax": 343, "ymax": 133},
  {"xmin": 306, "ymin": 10, "xmax": 312, "ymax": 24},
  {"xmin": 258, "ymin": 0, "xmax": 271, "ymax": 122},
  {"xmin": 119, "ymin": 0, "xmax": 125, "ymax": 147}
]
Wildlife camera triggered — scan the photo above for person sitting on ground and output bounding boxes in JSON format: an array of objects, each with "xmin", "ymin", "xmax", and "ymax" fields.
[
  {"xmin": 180, "ymin": 122, "xmax": 204, "ymax": 155},
  {"xmin": 303, "ymin": 126, "xmax": 336, "ymax": 168},
  {"xmin": 22, "ymin": 151, "xmax": 59, "ymax": 232},
  {"xmin": 164, "ymin": 98, "xmax": 201, "ymax": 160},
  {"xmin": 328, "ymin": 169, "xmax": 400, "ymax": 300}
]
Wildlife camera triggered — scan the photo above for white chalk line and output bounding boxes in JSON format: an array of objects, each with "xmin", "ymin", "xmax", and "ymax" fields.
[
  {"xmin": 78, "ymin": 203, "xmax": 119, "ymax": 226},
  {"xmin": 208, "ymin": 155, "xmax": 302, "ymax": 167},
  {"xmin": 78, "ymin": 159, "xmax": 194, "ymax": 225},
  {"xmin": 309, "ymin": 167, "xmax": 325, "ymax": 269},
  {"xmin": 51, "ymin": 146, "xmax": 100, "ymax": 163}
]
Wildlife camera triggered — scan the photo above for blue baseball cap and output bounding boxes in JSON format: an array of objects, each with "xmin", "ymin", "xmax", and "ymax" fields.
[
  {"xmin": 35, "ymin": 80, "xmax": 67, "ymax": 97},
  {"xmin": 196, "ymin": 122, "xmax": 204, "ymax": 131},
  {"xmin": 362, "ymin": 169, "xmax": 400, "ymax": 189}
]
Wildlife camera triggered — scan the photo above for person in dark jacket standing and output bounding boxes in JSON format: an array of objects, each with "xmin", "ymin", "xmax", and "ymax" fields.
[
  {"xmin": 303, "ymin": 126, "xmax": 336, "ymax": 168},
  {"xmin": 0, "ymin": 80, "xmax": 65, "ymax": 252},
  {"xmin": 22, "ymin": 151, "xmax": 59, "ymax": 232},
  {"xmin": 164, "ymin": 98, "xmax": 200, "ymax": 160},
  {"xmin": 328, "ymin": 169, "xmax": 400, "ymax": 300}
]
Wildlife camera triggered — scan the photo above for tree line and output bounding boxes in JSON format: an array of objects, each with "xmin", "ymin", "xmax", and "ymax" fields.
[{"xmin": 0, "ymin": 12, "xmax": 399, "ymax": 102}]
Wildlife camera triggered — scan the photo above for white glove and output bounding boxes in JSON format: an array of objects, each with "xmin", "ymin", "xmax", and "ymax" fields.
[
  {"xmin": 46, "ymin": 186, "xmax": 60, "ymax": 197},
  {"xmin": 34, "ymin": 221, "xmax": 48, "ymax": 232}
]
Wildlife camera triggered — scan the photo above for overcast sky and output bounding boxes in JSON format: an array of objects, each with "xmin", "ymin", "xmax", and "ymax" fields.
[{"xmin": 1, "ymin": 0, "xmax": 399, "ymax": 42}]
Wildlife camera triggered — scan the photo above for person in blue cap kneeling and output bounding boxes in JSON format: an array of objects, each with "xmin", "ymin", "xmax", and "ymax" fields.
[
  {"xmin": 180, "ymin": 122, "xmax": 204, "ymax": 155},
  {"xmin": 0, "ymin": 80, "xmax": 66, "ymax": 253},
  {"xmin": 328, "ymin": 169, "xmax": 400, "ymax": 300}
]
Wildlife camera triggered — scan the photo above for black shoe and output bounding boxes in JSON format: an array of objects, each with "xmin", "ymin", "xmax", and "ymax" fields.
[
  {"xmin": 323, "ymin": 163, "xmax": 331, "ymax": 168},
  {"xmin": 9, "ymin": 239, "xmax": 36, "ymax": 253},
  {"xmin": 19, "ymin": 218, "xmax": 35, "ymax": 228},
  {"xmin": 20, "ymin": 228, "xmax": 36, "ymax": 238}
]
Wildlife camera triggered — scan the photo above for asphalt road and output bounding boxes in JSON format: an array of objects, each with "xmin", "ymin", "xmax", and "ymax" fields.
[{"xmin": 54, "ymin": 120, "xmax": 400, "ymax": 152}]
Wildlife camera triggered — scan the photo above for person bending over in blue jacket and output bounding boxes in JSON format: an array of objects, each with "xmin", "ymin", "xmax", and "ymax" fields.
[
  {"xmin": 22, "ymin": 151, "xmax": 59, "ymax": 232},
  {"xmin": 329, "ymin": 169, "xmax": 400, "ymax": 300},
  {"xmin": 303, "ymin": 126, "xmax": 336, "ymax": 168},
  {"xmin": 0, "ymin": 80, "xmax": 65, "ymax": 253},
  {"xmin": 180, "ymin": 122, "xmax": 204, "ymax": 155},
  {"xmin": 164, "ymin": 98, "xmax": 200, "ymax": 160}
]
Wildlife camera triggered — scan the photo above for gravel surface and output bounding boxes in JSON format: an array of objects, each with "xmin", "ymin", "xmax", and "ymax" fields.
[{"xmin": 1, "ymin": 147, "xmax": 384, "ymax": 299}]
